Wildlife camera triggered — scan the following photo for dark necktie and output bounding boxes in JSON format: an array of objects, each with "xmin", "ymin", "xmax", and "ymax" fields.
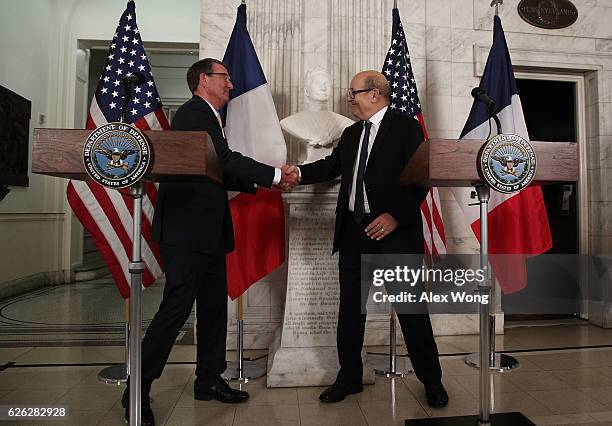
[{"xmin": 353, "ymin": 121, "xmax": 372, "ymax": 223}]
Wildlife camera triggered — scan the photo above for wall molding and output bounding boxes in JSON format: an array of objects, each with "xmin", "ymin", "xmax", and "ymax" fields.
[
  {"xmin": 0, "ymin": 213, "xmax": 65, "ymax": 223},
  {"xmin": 474, "ymin": 44, "xmax": 612, "ymax": 77},
  {"xmin": 0, "ymin": 271, "xmax": 65, "ymax": 301}
]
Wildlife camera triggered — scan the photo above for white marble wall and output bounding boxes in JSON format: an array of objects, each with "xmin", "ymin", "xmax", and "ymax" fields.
[{"xmin": 201, "ymin": 0, "xmax": 612, "ymax": 345}]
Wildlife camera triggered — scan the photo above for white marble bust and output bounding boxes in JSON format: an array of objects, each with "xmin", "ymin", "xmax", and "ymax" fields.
[{"xmin": 280, "ymin": 68, "xmax": 353, "ymax": 163}]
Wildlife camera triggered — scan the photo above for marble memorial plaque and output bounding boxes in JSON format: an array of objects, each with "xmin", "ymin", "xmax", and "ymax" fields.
[{"xmin": 281, "ymin": 203, "xmax": 338, "ymax": 347}]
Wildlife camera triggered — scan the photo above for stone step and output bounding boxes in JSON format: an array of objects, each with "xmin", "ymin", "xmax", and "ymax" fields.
[{"xmin": 74, "ymin": 253, "xmax": 110, "ymax": 282}]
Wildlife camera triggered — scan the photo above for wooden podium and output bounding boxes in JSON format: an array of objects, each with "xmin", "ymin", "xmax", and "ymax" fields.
[
  {"xmin": 32, "ymin": 127, "xmax": 220, "ymax": 426},
  {"xmin": 32, "ymin": 129, "xmax": 222, "ymax": 182},
  {"xmin": 401, "ymin": 138, "xmax": 578, "ymax": 425},
  {"xmin": 400, "ymin": 138, "xmax": 578, "ymax": 187}
]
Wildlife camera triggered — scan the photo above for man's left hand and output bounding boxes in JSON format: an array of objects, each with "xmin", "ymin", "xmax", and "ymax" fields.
[{"xmin": 365, "ymin": 213, "xmax": 399, "ymax": 241}]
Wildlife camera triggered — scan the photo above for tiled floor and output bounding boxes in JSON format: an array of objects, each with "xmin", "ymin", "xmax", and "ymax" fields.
[
  {"xmin": 2, "ymin": 336, "xmax": 612, "ymax": 425},
  {"xmin": 2, "ymin": 282, "xmax": 612, "ymax": 425}
]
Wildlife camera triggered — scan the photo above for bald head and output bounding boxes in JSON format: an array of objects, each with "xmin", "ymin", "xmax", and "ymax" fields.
[
  {"xmin": 348, "ymin": 70, "xmax": 391, "ymax": 120},
  {"xmin": 357, "ymin": 71, "xmax": 391, "ymax": 99}
]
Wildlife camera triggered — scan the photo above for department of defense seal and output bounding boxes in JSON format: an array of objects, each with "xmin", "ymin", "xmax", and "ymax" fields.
[
  {"xmin": 83, "ymin": 122, "xmax": 151, "ymax": 189},
  {"xmin": 478, "ymin": 133, "xmax": 536, "ymax": 194}
]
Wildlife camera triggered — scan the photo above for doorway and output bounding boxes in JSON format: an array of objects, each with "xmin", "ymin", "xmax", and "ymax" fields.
[
  {"xmin": 503, "ymin": 72, "xmax": 588, "ymax": 320},
  {"xmin": 75, "ymin": 43, "xmax": 197, "ymax": 280}
]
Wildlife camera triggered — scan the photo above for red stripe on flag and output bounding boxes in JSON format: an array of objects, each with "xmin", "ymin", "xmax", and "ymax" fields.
[
  {"xmin": 88, "ymin": 184, "xmax": 156, "ymax": 289},
  {"xmin": 420, "ymin": 196, "xmax": 433, "ymax": 248},
  {"xmin": 416, "ymin": 112, "xmax": 429, "ymax": 140},
  {"xmin": 415, "ymin": 114, "xmax": 445, "ymax": 261},
  {"xmin": 86, "ymin": 115, "xmax": 97, "ymax": 130},
  {"xmin": 144, "ymin": 181, "xmax": 158, "ymax": 206},
  {"xmin": 226, "ymin": 190, "xmax": 285, "ymax": 300},
  {"xmin": 120, "ymin": 189, "xmax": 162, "ymax": 272},
  {"xmin": 133, "ymin": 116, "xmax": 151, "ymax": 130},
  {"xmin": 67, "ymin": 182, "xmax": 130, "ymax": 297},
  {"xmin": 431, "ymin": 190, "xmax": 446, "ymax": 246},
  {"xmin": 154, "ymin": 108, "xmax": 170, "ymax": 129}
]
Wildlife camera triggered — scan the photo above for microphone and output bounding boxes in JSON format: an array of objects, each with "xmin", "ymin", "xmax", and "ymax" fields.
[
  {"xmin": 471, "ymin": 87, "xmax": 496, "ymax": 110},
  {"xmin": 121, "ymin": 72, "xmax": 145, "ymax": 86}
]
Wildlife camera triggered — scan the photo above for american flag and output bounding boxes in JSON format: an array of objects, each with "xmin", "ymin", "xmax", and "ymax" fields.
[
  {"xmin": 382, "ymin": 8, "xmax": 447, "ymax": 262},
  {"xmin": 66, "ymin": 0, "xmax": 169, "ymax": 298}
]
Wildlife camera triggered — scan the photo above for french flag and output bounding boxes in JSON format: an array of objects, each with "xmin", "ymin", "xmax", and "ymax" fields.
[
  {"xmin": 222, "ymin": 3, "xmax": 287, "ymax": 300},
  {"xmin": 452, "ymin": 16, "xmax": 552, "ymax": 294}
]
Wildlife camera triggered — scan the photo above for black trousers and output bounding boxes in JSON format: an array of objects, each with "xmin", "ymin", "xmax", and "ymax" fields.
[
  {"xmin": 141, "ymin": 243, "xmax": 228, "ymax": 387},
  {"xmin": 336, "ymin": 213, "xmax": 442, "ymax": 387}
]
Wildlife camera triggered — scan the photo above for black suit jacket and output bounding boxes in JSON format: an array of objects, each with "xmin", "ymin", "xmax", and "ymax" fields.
[
  {"xmin": 151, "ymin": 95, "xmax": 276, "ymax": 254},
  {"xmin": 299, "ymin": 108, "xmax": 428, "ymax": 254}
]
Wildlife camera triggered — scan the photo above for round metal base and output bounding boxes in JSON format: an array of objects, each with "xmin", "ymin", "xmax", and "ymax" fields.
[
  {"xmin": 221, "ymin": 358, "xmax": 267, "ymax": 382},
  {"xmin": 367, "ymin": 353, "xmax": 413, "ymax": 377},
  {"xmin": 464, "ymin": 353, "xmax": 519, "ymax": 372},
  {"xmin": 375, "ymin": 370, "xmax": 406, "ymax": 378},
  {"xmin": 97, "ymin": 363, "xmax": 128, "ymax": 385},
  {"xmin": 404, "ymin": 411, "xmax": 534, "ymax": 425}
]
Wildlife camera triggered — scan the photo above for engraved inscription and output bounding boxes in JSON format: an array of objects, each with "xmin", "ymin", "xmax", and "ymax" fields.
[{"xmin": 282, "ymin": 204, "xmax": 339, "ymax": 347}]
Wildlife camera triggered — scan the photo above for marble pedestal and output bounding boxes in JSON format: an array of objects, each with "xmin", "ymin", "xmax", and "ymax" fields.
[{"xmin": 267, "ymin": 183, "xmax": 375, "ymax": 387}]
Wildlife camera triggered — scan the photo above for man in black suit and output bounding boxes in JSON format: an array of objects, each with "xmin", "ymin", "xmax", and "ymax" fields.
[
  {"xmin": 290, "ymin": 70, "xmax": 448, "ymax": 408},
  {"xmin": 122, "ymin": 58, "xmax": 298, "ymax": 425}
]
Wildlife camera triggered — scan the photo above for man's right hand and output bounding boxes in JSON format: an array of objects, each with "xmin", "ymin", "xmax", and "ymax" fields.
[{"xmin": 279, "ymin": 164, "xmax": 300, "ymax": 190}]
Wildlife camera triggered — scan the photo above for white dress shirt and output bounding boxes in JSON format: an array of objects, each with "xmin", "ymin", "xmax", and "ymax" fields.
[{"xmin": 348, "ymin": 106, "xmax": 388, "ymax": 213}]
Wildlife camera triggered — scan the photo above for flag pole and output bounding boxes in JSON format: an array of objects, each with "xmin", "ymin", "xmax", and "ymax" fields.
[
  {"xmin": 370, "ymin": 308, "xmax": 412, "ymax": 377},
  {"xmin": 464, "ymin": 0, "xmax": 518, "ymax": 375},
  {"xmin": 237, "ymin": 295, "xmax": 244, "ymax": 380},
  {"xmin": 222, "ymin": 294, "xmax": 267, "ymax": 381},
  {"xmin": 393, "ymin": 0, "xmax": 397, "ymax": 9},
  {"xmin": 97, "ymin": 299, "xmax": 130, "ymax": 384}
]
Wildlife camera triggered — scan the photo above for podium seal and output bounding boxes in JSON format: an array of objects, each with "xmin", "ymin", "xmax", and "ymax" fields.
[
  {"xmin": 478, "ymin": 133, "xmax": 536, "ymax": 194},
  {"xmin": 83, "ymin": 122, "xmax": 151, "ymax": 189}
]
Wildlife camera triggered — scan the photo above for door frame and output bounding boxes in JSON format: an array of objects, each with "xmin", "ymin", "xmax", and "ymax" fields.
[
  {"xmin": 515, "ymin": 70, "xmax": 589, "ymax": 319},
  {"xmin": 514, "ymin": 71, "xmax": 588, "ymax": 256}
]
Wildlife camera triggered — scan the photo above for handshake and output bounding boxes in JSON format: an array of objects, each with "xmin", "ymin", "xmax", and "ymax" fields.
[{"xmin": 276, "ymin": 164, "xmax": 301, "ymax": 191}]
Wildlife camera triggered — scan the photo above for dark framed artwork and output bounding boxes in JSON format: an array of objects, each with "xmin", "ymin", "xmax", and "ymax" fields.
[{"xmin": 0, "ymin": 85, "xmax": 31, "ymax": 187}]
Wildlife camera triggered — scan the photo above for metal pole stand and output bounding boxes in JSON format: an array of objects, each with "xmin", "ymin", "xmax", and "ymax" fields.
[
  {"xmin": 464, "ymin": 314, "xmax": 519, "ymax": 372},
  {"xmin": 368, "ymin": 310, "xmax": 413, "ymax": 378},
  {"xmin": 464, "ymin": 190, "xmax": 519, "ymax": 373},
  {"xmin": 222, "ymin": 295, "xmax": 267, "ymax": 382},
  {"xmin": 98, "ymin": 300, "xmax": 130, "ymax": 385},
  {"xmin": 98, "ymin": 323, "xmax": 129, "ymax": 384},
  {"xmin": 128, "ymin": 183, "xmax": 145, "ymax": 426},
  {"xmin": 405, "ymin": 185, "xmax": 533, "ymax": 425}
]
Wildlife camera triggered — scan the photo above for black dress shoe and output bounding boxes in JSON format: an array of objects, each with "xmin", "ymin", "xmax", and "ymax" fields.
[
  {"xmin": 319, "ymin": 382, "xmax": 363, "ymax": 403},
  {"xmin": 121, "ymin": 386, "xmax": 155, "ymax": 426},
  {"xmin": 425, "ymin": 383, "xmax": 449, "ymax": 408},
  {"xmin": 194, "ymin": 377, "xmax": 249, "ymax": 403}
]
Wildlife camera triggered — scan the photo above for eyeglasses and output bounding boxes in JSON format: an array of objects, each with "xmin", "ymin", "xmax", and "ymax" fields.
[
  {"xmin": 347, "ymin": 87, "xmax": 375, "ymax": 99},
  {"xmin": 205, "ymin": 72, "xmax": 232, "ymax": 82}
]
